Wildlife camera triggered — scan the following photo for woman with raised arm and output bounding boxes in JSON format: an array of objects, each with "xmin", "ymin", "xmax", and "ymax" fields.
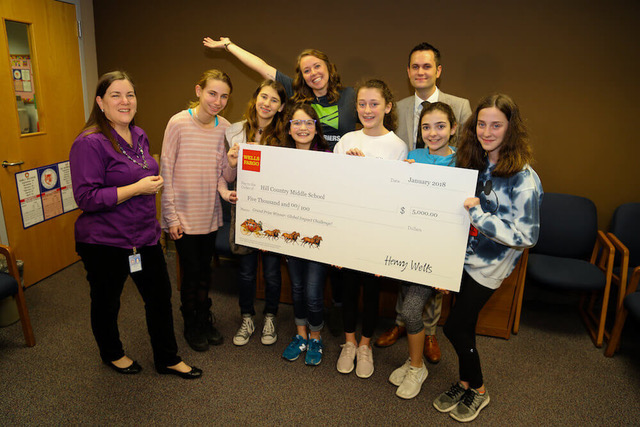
[
  {"xmin": 203, "ymin": 36, "xmax": 356, "ymax": 151},
  {"xmin": 70, "ymin": 71, "xmax": 201, "ymax": 379}
]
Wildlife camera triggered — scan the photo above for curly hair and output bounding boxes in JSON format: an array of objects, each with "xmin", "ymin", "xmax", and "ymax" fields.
[
  {"xmin": 355, "ymin": 79, "xmax": 398, "ymax": 132},
  {"xmin": 292, "ymin": 49, "xmax": 343, "ymax": 104},
  {"xmin": 241, "ymin": 80, "xmax": 288, "ymax": 147},
  {"xmin": 456, "ymin": 93, "xmax": 532, "ymax": 177}
]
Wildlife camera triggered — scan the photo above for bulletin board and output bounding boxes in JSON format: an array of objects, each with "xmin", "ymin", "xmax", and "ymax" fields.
[
  {"xmin": 14, "ymin": 161, "xmax": 78, "ymax": 229},
  {"xmin": 11, "ymin": 54, "xmax": 34, "ymax": 102}
]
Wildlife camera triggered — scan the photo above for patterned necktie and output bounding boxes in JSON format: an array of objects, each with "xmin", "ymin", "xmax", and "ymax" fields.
[{"xmin": 416, "ymin": 101, "xmax": 430, "ymax": 149}]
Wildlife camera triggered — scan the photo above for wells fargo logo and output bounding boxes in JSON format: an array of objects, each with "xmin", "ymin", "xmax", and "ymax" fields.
[
  {"xmin": 242, "ymin": 149, "xmax": 261, "ymax": 172},
  {"xmin": 242, "ymin": 150, "xmax": 262, "ymax": 172}
]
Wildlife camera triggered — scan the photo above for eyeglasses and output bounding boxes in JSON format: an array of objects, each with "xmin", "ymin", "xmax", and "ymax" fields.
[{"xmin": 290, "ymin": 119, "xmax": 316, "ymax": 128}]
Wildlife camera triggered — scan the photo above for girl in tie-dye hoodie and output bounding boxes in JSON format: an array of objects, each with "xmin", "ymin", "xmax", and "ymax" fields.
[{"xmin": 433, "ymin": 94, "xmax": 543, "ymax": 423}]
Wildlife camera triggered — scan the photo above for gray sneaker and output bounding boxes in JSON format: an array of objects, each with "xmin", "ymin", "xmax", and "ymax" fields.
[
  {"xmin": 450, "ymin": 388, "xmax": 490, "ymax": 423},
  {"xmin": 433, "ymin": 382, "xmax": 467, "ymax": 413},
  {"xmin": 261, "ymin": 314, "xmax": 277, "ymax": 345},
  {"xmin": 233, "ymin": 314, "xmax": 254, "ymax": 346}
]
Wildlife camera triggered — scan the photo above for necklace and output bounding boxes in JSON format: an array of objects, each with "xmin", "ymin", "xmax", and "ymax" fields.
[
  {"xmin": 117, "ymin": 139, "xmax": 148, "ymax": 169},
  {"xmin": 257, "ymin": 128, "xmax": 264, "ymax": 135},
  {"xmin": 191, "ymin": 107, "xmax": 218, "ymax": 127}
]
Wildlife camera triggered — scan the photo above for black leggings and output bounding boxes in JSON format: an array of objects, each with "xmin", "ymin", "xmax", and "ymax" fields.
[
  {"xmin": 342, "ymin": 270, "xmax": 380, "ymax": 338},
  {"xmin": 174, "ymin": 232, "xmax": 216, "ymax": 311},
  {"xmin": 443, "ymin": 271, "xmax": 495, "ymax": 389}
]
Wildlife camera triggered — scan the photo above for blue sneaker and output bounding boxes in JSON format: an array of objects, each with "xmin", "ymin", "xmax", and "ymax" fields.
[
  {"xmin": 305, "ymin": 338, "xmax": 323, "ymax": 366},
  {"xmin": 282, "ymin": 335, "xmax": 308, "ymax": 361}
]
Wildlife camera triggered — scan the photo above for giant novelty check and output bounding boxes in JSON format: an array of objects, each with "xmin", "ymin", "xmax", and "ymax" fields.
[{"xmin": 235, "ymin": 144, "xmax": 478, "ymax": 292}]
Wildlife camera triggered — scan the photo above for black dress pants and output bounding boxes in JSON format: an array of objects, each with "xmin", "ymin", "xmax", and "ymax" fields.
[{"xmin": 76, "ymin": 242, "xmax": 181, "ymax": 368}]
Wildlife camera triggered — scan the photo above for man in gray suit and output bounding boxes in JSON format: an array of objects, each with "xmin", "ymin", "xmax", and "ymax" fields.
[
  {"xmin": 396, "ymin": 42, "xmax": 472, "ymax": 151},
  {"xmin": 375, "ymin": 42, "xmax": 472, "ymax": 364}
]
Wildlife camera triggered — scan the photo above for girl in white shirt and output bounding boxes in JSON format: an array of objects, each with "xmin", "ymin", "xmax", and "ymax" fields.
[{"xmin": 334, "ymin": 79, "xmax": 407, "ymax": 378}]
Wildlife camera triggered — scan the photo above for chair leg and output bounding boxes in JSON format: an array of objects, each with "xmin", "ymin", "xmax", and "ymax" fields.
[
  {"xmin": 15, "ymin": 285, "xmax": 35, "ymax": 347},
  {"xmin": 579, "ymin": 286, "xmax": 611, "ymax": 348},
  {"xmin": 512, "ymin": 270, "xmax": 527, "ymax": 335},
  {"xmin": 604, "ymin": 308, "xmax": 628, "ymax": 357}
]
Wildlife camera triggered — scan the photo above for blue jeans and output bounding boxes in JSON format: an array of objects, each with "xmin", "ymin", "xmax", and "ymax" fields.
[
  {"xmin": 237, "ymin": 251, "xmax": 282, "ymax": 316},
  {"xmin": 287, "ymin": 257, "xmax": 327, "ymax": 331}
]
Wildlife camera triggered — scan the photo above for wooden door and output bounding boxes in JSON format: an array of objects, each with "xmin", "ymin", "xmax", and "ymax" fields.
[{"xmin": 0, "ymin": 0, "xmax": 84, "ymax": 286}]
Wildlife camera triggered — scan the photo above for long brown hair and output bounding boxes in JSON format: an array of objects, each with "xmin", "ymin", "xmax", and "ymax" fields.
[
  {"xmin": 242, "ymin": 80, "xmax": 288, "ymax": 146},
  {"xmin": 456, "ymin": 93, "xmax": 532, "ymax": 177},
  {"xmin": 283, "ymin": 103, "xmax": 328, "ymax": 151},
  {"xmin": 78, "ymin": 70, "xmax": 135, "ymax": 154},
  {"xmin": 355, "ymin": 79, "xmax": 398, "ymax": 132},
  {"xmin": 292, "ymin": 49, "xmax": 343, "ymax": 104}
]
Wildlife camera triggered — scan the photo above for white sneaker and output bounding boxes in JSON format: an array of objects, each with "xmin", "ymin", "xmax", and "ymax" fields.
[
  {"xmin": 261, "ymin": 314, "xmax": 277, "ymax": 345},
  {"xmin": 396, "ymin": 362, "xmax": 428, "ymax": 399},
  {"xmin": 355, "ymin": 345, "xmax": 374, "ymax": 379},
  {"xmin": 233, "ymin": 314, "xmax": 255, "ymax": 346},
  {"xmin": 389, "ymin": 358, "xmax": 412, "ymax": 386},
  {"xmin": 336, "ymin": 342, "xmax": 357, "ymax": 374}
]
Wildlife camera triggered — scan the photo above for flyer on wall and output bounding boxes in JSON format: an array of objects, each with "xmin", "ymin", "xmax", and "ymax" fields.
[{"xmin": 235, "ymin": 144, "xmax": 478, "ymax": 292}]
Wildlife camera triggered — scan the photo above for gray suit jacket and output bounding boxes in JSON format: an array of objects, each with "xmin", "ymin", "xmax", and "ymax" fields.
[{"xmin": 396, "ymin": 91, "xmax": 472, "ymax": 151}]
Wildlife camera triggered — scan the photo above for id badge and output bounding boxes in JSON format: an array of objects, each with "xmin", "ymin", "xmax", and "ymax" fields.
[{"xmin": 129, "ymin": 253, "xmax": 142, "ymax": 273}]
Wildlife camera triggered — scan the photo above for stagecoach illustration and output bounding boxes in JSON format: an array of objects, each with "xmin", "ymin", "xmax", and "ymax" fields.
[
  {"xmin": 241, "ymin": 219, "xmax": 322, "ymax": 248},
  {"xmin": 240, "ymin": 219, "xmax": 263, "ymax": 236}
]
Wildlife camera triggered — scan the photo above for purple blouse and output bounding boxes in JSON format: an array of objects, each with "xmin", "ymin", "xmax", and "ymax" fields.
[{"xmin": 69, "ymin": 126, "xmax": 160, "ymax": 249}]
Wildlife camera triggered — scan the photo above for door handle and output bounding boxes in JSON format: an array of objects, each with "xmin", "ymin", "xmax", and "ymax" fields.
[{"xmin": 2, "ymin": 160, "xmax": 25, "ymax": 168}]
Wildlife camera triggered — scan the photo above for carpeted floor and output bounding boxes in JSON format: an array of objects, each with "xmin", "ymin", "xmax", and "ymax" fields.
[{"xmin": 1, "ymin": 252, "xmax": 639, "ymax": 426}]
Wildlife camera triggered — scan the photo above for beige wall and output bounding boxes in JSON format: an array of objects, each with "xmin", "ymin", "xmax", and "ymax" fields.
[
  {"xmin": 92, "ymin": 0, "xmax": 640, "ymax": 228},
  {"xmin": 79, "ymin": 0, "xmax": 98, "ymax": 119}
]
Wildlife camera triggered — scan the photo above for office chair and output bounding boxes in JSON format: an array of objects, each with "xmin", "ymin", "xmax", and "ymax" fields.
[
  {"xmin": 523, "ymin": 193, "xmax": 614, "ymax": 347},
  {"xmin": 0, "ymin": 244, "xmax": 35, "ymax": 347},
  {"xmin": 604, "ymin": 202, "xmax": 640, "ymax": 356}
]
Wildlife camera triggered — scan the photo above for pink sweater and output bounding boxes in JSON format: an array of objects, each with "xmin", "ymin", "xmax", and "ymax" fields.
[{"xmin": 161, "ymin": 109, "xmax": 236, "ymax": 234}]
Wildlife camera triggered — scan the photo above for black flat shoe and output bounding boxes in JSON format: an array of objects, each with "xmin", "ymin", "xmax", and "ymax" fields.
[
  {"xmin": 104, "ymin": 360, "xmax": 142, "ymax": 375},
  {"xmin": 157, "ymin": 366, "xmax": 203, "ymax": 379}
]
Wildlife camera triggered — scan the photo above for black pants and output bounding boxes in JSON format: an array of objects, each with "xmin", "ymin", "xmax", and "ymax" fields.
[
  {"xmin": 342, "ymin": 270, "xmax": 380, "ymax": 338},
  {"xmin": 443, "ymin": 271, "xmax": 495, "ymax": 389},
  {"xmin": 76, "ymin": 242, "xmax": 181, "ymax": 368},
  {"xmin": 174, "ymin": 232, "xmax": 216, "ymax": 311}
]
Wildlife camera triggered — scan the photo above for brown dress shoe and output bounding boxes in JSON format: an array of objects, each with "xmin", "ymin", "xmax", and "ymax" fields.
[
  {"xmin": 374, "ymin": 325, "xmax": 407, "ymax": 347},
  {"xmin": 424, "ymin": 334, "xmax": 441, "ymax": 363}
]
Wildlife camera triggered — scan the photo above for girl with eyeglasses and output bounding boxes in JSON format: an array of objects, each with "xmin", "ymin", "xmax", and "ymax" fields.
[
  {"xmin": 280, "ymin": 104, "xmax": 330, "ymax": 365},
  {"xmin": 220, "ymin": 80, "xmax": 288, "ymax": 348},
  {"xmin": 333, "ymin": 79, "xmax": 408, "ymax": 379},
  {"xmin": 433, "ymin": 94, "xmax": 543, "ymax": 422},
  {"xmin": 203, "ymin": 36, "xmax": 355, "ymax": 336}
]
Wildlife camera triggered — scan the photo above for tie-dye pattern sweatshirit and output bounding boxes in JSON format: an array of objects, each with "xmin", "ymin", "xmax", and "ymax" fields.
[{"xmin": 464, "ymin": 163, "xmax": 543, "ymax": 289}]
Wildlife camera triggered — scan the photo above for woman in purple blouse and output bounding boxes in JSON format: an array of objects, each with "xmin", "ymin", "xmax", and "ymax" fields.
[{"xmin": 69, "ymin": 71, "xmax": 201, "ymax": 379}]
